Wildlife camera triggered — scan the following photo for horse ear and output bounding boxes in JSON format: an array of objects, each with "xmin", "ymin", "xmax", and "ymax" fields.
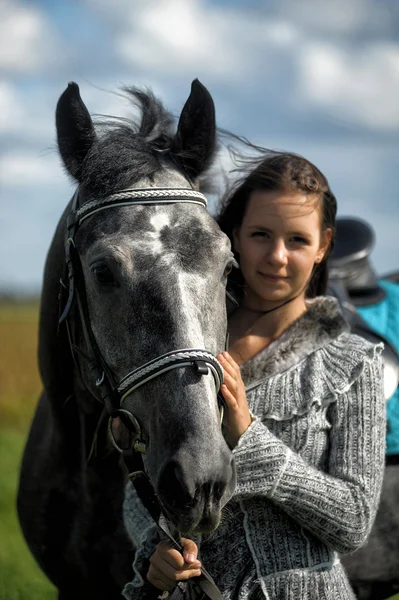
[
  {"xmin": 171, "ymin": 79, "xmax": 216, "ymax": 180},
  {"xmin": 56, "ymin": 82, "xmax": 96, "ymax": 181}
]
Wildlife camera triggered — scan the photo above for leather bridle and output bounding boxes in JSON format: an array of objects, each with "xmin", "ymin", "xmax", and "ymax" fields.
[
  {"xmin": 58, "ymin": 186, "xmax": 226, "ymax": 600},
  {"xmin": 59, "ymin": 187, "xmax": 224, "ymax": 422}
]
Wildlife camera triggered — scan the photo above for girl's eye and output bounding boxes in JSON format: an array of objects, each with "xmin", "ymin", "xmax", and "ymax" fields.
[
  {"xmin": 251, "ymin": 231, "xmax": 269, "ymax": 238},
  {"xmin": 91, "ymin": 264, "xmax": 118, "ymax": 286},
  {"xmin": 290, "ymin": 236, "xmax": 307, "ymax": 244}
]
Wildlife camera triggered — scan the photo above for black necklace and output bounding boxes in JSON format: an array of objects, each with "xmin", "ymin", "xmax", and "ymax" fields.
[{"xmin": 240, "ymin": 292, "xmax": 302, "ymax": 316}]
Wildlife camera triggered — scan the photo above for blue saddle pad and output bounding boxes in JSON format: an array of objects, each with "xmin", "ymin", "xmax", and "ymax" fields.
[{"xmin": 357, "ymin": 280, "xmax": 399, "ymax": 455}]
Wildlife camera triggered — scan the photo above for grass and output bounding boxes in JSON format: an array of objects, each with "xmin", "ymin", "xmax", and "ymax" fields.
[
  {"xmin": 0, "ymin": 301, "xmax": 56, "ymax": 599},
  {"xmin": 0, "ymin": 430, "xmax": 56, "ymax": 600}
]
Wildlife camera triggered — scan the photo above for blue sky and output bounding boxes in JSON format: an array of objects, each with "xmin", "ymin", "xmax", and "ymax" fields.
[{"xmin": 1, "ymin": 0, "xmax": 399, "ymax": 293}]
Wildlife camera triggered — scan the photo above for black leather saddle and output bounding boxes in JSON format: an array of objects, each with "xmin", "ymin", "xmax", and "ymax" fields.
[
  {"xmin": 330, "ymin": 217, "xmax": 375, "ymax": 263},
  {"xmin": 328, "ymin": 217, "xmax": 385, "ymax": 305}
]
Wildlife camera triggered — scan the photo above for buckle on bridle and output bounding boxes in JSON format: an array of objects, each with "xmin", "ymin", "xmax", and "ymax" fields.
[
  {"xmin": 195, "ymin": 360, "xmax": 209, "ymax": 375},
  {"xmin": 107, "ymin": 409, "xmax": 145, "ymax": 454}
]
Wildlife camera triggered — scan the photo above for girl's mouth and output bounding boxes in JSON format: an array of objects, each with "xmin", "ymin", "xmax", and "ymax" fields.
[{"xmin": 258, "ymin": 272, "xmax": 287, "ymax": 281}]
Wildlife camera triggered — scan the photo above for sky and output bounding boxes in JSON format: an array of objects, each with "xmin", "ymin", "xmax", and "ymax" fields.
[{"xmin": 1, "ymin": 0, "xmax": 399, "ymax": 294}]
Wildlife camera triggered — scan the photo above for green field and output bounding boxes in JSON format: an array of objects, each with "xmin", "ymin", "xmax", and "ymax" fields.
[{"xmin": 0, "ymin": 302, "xmax": 56, "ymax": 599}]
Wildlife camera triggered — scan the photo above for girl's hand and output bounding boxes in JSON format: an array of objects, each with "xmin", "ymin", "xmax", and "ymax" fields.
[
  {"xmin": 147, "ymin": 538, "xmax": 201, "ymax": 591},
  {"xmin": 217, "ymin": 351, "xmax": 252, "ymax": 448}
]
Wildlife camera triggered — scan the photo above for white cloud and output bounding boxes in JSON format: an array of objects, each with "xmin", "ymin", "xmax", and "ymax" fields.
[
  {"xmin": 0, "ymin": 81, "xmax": 24, "ymax": 133},
  {"xmin": 0, "ymin": 0, "xmax": 62, "ymax": 73},
  {"xmin": 115, "ymin": 0, "xmax": 243, "ymax": 78},
  {"xmin": 0, "ymin": 80, "xmax": 55, "ymax": 140},
  {"xmin": 298, "ymin": 41, "xmax": 399, "ymax": 130},
  {"xmin": 89, "ymin": 0, "xmax": 299, "ymax": 81},
  {"xmin": 277, "ymin": 0, "xmax": 393, "ymax": 36},
  {"xmin": 87, "ymin": 0, "xmax": 399, "ymax": 132},
  {"xmin": 0, "ymin": 151, "xmax": 61, "ymax": 187}
]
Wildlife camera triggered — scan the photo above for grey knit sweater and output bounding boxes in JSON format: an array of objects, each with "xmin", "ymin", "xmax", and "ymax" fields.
[{"xmin": 123, "ymin": 296, "xmax": 386, "ymax": 600}]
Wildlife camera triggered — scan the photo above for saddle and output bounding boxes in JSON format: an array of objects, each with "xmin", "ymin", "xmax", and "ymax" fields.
[
  {"xmin": 328, "ymin": 217, "xmax": 399, "ymax": 403},
  {"xmin": 328, "ymin": 217, "xmax": 385, "ymax": 306}
]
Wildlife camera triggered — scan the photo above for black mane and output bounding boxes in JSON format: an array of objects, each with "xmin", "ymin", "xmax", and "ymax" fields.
[{"xmin": 80, "ymin": 87, "xmax": 177, "ymax": 198}]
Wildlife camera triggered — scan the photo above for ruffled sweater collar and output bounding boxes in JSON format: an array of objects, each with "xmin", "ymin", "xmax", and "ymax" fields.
[{"xmin": 239, "ymin": 296, "xmax": 349, "ymax": 389}]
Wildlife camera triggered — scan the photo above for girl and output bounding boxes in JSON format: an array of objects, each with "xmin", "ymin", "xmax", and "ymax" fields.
[{"xmin": 124, "ymin": 152, "xmax": 386, "ymax": 600}]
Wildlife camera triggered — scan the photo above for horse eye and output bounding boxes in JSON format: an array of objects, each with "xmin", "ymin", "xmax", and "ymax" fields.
[
  {"xmin": 223, "ymin": 259, "xmax": 237, "ymax": 278},
  {"xmin": 92, "ymin": 264, "xmax": 117, "ymax": 286},
  {"xmin": 224, "ymin": 264, "xmax": 232, "ymax": 277}
]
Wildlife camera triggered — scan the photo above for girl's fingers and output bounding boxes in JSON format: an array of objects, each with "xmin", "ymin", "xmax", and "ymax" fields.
[
  {"xmin": 220, "ymin": 361, "xmax": 246, "ymax": 403},
  {"xmin": 222, "ymin": 351, "xmax": 241, "ymax": 374},
  {"xmin": 218, "ymin": 356, "xmax": 240, "ymax": 387},
  {"xmin": 218, "ymin": 354, "xmax": 237, "ymax": 379},
  {"xmin": 185, "ymin": 567, "xmax": 202, "ymax": 579},
  {"xmin": 152, "ymin": 553, "xmax": 200, "ymax": 577},
  {"xmin": 222, "ymin": 370, "xmax": 238, "ymax": 391},
  {"xmin": 150, "ymin": 554, "xmax": 185, "ymax": 581},
  {"xmin": 147, "ymin": 565, "xmax": 175, "ymax": 590},
  {"xmin": 148, "ymin": 560, "xmax": 201, "ymax": 589},
  {"xmin": 181, "ymin": 538, "xmax": 200, "ymax": 565},
  {"xmin": 148, "ymin": 540, "xmax": 202, "ymax": 592},
  {"xmin": 221, "ymin": 383, "xmax": 237, "ymax": 407},
  {"xmin": 156, "ymin": 541, "xmax": 185, "ymax": 569}
]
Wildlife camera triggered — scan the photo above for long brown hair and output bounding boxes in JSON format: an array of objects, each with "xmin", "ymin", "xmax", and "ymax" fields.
[{"xmin": 217, "ymin": 151, "xmax": 337, "ymax": 298}]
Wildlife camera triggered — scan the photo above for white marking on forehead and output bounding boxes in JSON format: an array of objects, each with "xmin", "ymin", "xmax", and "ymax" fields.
[
  {"xmin": 143, "ymin": 210, "xmax": 171, "ymax": 258},
  {"xmin": 150, "ymin": 212, "xmax": 170, "ymax": 233}
]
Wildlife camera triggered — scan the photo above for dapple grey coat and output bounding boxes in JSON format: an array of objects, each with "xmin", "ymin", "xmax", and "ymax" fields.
[{"xmin": 123, "ymin": 296, "xmax": 386, "ymax": 600}]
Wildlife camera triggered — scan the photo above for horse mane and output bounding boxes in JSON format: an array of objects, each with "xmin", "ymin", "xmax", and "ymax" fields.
[
  {"xmin": 78, "ymin": 88, "xmax": 183, "ymax": 198},
  {"xmin": 99, "ymin": 87, "xmax": 176, "ymax": 143}
]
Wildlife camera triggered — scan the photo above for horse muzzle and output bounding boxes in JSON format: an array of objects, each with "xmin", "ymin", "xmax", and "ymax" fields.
[{"xmin": 156, "ymin": 455, "xmax": 237, "ymax": 534}]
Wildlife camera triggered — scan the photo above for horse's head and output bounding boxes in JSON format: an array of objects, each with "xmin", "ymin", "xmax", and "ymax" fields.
[{"xmin": 55, "ymin": 80, "xmax": 236, "ymax": 533}]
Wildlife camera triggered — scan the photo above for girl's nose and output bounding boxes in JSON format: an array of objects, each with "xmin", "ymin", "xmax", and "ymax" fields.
[{"xmin": 267, "ymin": 239, "xmax": 288, "ymax": 266}]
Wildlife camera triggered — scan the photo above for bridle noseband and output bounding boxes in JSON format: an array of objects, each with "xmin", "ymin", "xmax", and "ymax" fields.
[
  {"xmin": 118, "ymin": 348, "xmax": 224, "ymax": 403},
  {"xmin": 59, "ymin": 186, "xmax": 225, "ymax": 444}
]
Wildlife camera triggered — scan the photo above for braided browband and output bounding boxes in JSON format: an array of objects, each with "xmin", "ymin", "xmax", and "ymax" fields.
[
  {"xmin": 118, "ymin": 349, "xmax": 224, "ymax": 403},
  {"xmin": 76, "ymin": 188, "xmax": 208, "ymax": 225}
]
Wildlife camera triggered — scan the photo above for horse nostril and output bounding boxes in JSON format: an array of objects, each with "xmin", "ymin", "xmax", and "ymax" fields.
[
  {"xmin": 213, "ymin": 481, "xmax": 224, "ymax": 502},
  {"xmin": 158, "ymin": 461, "xmax": 194, "ymax": 507},
  {"xmin": 173, "ymin": 465, "xmax": 187, "ymax": 491}
]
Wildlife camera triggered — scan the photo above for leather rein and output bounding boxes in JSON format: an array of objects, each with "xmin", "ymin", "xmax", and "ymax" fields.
[{"xmin": 58, "ymin": 186, "xmax": 226, "ymax": 600}]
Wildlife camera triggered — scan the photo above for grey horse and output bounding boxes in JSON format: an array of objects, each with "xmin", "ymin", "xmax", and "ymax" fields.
[{"xmin": 17, "ymin": 80, "xmax": 236, "ymax": 600}]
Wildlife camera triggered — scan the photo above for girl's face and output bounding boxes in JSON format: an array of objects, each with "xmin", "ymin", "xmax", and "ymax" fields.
[{"xmin": 233, "ymin": 190, "xmax": 332, "ymax": 309}]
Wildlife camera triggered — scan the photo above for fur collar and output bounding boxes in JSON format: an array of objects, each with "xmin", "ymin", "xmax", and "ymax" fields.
[{"xmin": 239, "ymin": 296, "xmax": 349, "ymax": 389}]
